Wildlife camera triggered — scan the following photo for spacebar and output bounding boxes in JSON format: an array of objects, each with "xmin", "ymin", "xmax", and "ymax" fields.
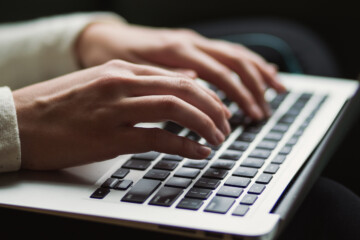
[{"xmin": 121, "ymin": 179, "xmax": 161, "ymax": 203}]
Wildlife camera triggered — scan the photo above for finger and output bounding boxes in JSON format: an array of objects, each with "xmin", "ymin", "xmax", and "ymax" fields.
[
  {"xmin": 116, "ymin": 95, "xmax": 226, "ymax": 146},
  {"xmin": 118, "ymin": 127, "xmax": 212, "ymax": 159},
  {"xmin": 125, "ymin": 76, "xmax": 231, "ymax": 135},
  {"xmin": 213, "ymin": 54, "xmax": 271, "ymax": 117},
  {"xmin": 159, "ymin": 46, "xmax": 264, "ymax": 120},
  {"xmin": 124, "ymin": 56, "xmax": 198, "ymax": 79},
  {"xmin": 203, "ymin": 40, "xmax": 286, "ymax": 93},
  {"xmin": 253, "ymin": 63, "xmax": 287, "ymax": 93},
  {"xmin": 110, "ymin": 58, "xmax": 191, "ymax": 79},
  {"xmin": 194, "ymin": 40, "xmax": 272, "ymax": 116},
  {"xmin": 196, "ymin": 83, "xmax": 232, "ymax": 119}
]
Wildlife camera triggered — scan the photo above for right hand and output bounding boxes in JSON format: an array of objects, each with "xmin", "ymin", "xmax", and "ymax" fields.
[{"xmin": 12, "ymin": 60, "xmax": 231, "ymax": 170}]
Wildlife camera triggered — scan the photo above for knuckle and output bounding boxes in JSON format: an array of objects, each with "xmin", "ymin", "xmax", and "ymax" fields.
[
  {"xmin": 175, "ymin": 28, "xmax": 198, "ymax": 36},
  {"xmin": 202, "ymin": 116, "xmax": 216, "ymax": 132},
  {"xmin": 160, "ymin": 95, "xmax": 181, "ymax": 113},
  {"xmin": 104, "ymin": 59, "xmax": 128, "ymax": 68},
  {"xmin": 96, "ymin": 75, "xmax": 119, "ymax": 89},
  {"xmin": 214, "ymin": 67, "xmax": 232, "ymax": 80},
  {"xmin": 176, "ymin": 78, "xmax": 195, "ymax": 94},
  {"xmin": 230, "ymin": 56, "xmax": 245, "ymax": 69},
  {"xmin": 213, "ymin": 102, "xmax": 224, "ymax": 116},
  {"xmin": 160, "ymin": 37, "xmax": 187, "ymax": 54}
]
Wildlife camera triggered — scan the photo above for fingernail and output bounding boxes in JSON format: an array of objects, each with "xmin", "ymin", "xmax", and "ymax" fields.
[
  {"xmin": 223, "ymin": 104, "xmax": 232, "ymax": 119},
  {"xmin": 197, "ymin": 145, "xmax": 211, "ymax": 158},
  {"xmin": 224, "ymin": 120, "xmax": 231, "ymax": 136},
  {"xmin": 213, "ymin": 128, "xmax": 225, "ymax": 145},
  {"xmin": 261, "ymin": 102, "xmax": 272, "ymax": 118},
  {"xmin": 250, "ymin": 104, "xmax": 264, "ymax": 120}
]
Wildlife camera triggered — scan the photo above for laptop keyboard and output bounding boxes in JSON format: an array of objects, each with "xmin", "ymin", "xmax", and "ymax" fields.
[{"xmin": 90, "ymin": 90, "xmax": 327, "ymax": 217}]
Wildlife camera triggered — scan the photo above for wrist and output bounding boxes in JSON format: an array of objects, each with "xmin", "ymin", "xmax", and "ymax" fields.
[{"xmin": 74, "ymin": 21, "xmax": 127, "ymax": 69}]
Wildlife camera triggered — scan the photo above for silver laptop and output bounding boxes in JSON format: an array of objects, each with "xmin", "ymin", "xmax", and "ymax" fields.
[{"xmin": 0, "ymin": 73, "xmax": 359, "ymax": 240}]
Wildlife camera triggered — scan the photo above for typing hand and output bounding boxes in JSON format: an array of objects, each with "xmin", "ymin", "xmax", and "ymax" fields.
[
  {"xmin": 13, "ymin": 60, "xmax": 230, "ymax": 170},
  {"xmin": 76, "ymin": 22, "xmax": 286, "ymax": 120}
]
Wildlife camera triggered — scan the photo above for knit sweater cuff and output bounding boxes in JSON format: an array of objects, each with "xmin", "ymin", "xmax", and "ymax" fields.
[{"xmin": 0, "ymin": 87, "xmax": 21, "ymax": 172}]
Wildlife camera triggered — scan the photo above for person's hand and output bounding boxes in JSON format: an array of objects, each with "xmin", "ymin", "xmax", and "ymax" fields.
[
  {"xmin": 13, "ymin": 60, "xmax": 231, "ymax": 170},
  {"xmin": 76, "ymin": 22, "xmax": 286, "ymax": 120}
]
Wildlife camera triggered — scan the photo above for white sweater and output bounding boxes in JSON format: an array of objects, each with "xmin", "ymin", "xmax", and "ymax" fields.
[{"xmin": 0, "ymin": 12, "xmax": 122, "ymax": 172}]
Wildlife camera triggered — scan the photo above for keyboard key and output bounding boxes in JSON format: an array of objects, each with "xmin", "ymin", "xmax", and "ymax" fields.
[
  {"xmin": 194, "ymin": 178, "xmax": 221, "ymax": 189},
  {"xmin": 121, "ymin": 179, "xmax": 161, "ymax": 203},
  {"xmin": 248, "ymin": 149, "xmax": 271, "ymax": 159},
  {"xmin": 240, "ymin": 194, "xmax": 258, "ymax": 205},
  {"xmin": 202, "ymin": 168, "xmax": 228, "ymax": 179},
  {"xmin": 278, "ymin": 115, "xmax": 296, "ymax": 124},
  {"xmin": 271, "ymin": 155, "xmax": 286, "ymax": 164},
  {"xmin": 287, "ymin": 136, "xmax": 299, "ymax": 145},
  {"xmin": 122, "ymin": 159, "xmax": 151, "ymax": 170},
  {"xmin": 205, "ymin": 150, "xmax": 216, "ymax": 160},
  {"xmin": 149, "ymin": 187, "xmax": 183, "ymax": 207},
  {"xmin": 264, "ymin": 164, "xmax": 280, "ymax": 174},
  {"xmin": 186, "ymin": 131, "xmax": 201, "ymax": 142},
  {"xmin": 229, "ymin": 111, "xmax": 246, "ymax": 129},
  {"xmin": 248, "ymin": 183, "xmax": 266, "ymax": 194},
  {"xmin": 293, "ymin": 128, "xmax": 305, "ymax": 137},
  {"xmin": 237, "ymin": 132, "xmax": 257, "ymax": 142},
  {"xmin": 279, "ymin": 145, "xmax": 292, "ymax": 155},
  {"xmin": 164, "ymin": 121, "xmax": 184, "ymax": 134},
  {"xmin": 256, "ymin": 174, "xmax": 273, "ymax": 184},
  {"xmin": 228, "ymin": 141, "xmax": 249, "ymax": 151},
  {"xmin": 144, "ymin": 169, "xmax": 170, "ymax": 181},
  {"xmin": 217, "ymin": 186, "xmax": 243, "ymax": 198},
  {"xmin": 220, "ymin": 150, "xmax": 242, "ymax": 160},
  {"xmin": 186, "ymin": 187, "xmax": 213, "ymax": 200},
  {"xmin": 174, "ymin": 168, "xmax": 200, "ymax": 179},
  {"xmin": 133, "ymin": 151, "xmax": 160, "ymax": 160},
  {"xmin": 176, "ymin": 198, "xmax": 203, "ymax": 210},
  {"xmin": 205, "ymin": 142, "xmax": 222, "ymax": 150},
  {"xmin": 272, "ymin": 123, "xmax": 289, "ymax": 133},
  {"xmin": 232, "ymin": 205, "xmax": 250, "ymax": 216},
  {"xmin": 183, "ymin": 159, "xmax": 208, "ymax": 169},
  {"xmin": 264, "ymin": 132, "xmax": 283, "ymax": 142},
  {"xmin": 211, "ymin": 159, "xmax": 235, "ymax": 170},
  {"xmin": 90, "ymin": 188, "xmax": 110, "ymax": 199},
  {"xmin": 111, "ymin": 168, "xmax": 130, "ymax": 179},
  {"xmin": 153, "ymin": 160, "xmax": 179, "ymax": 170},
  {"xmin": 101, "ymin": 178, "xmax": 119, "ymax": 188},
  {"xmin": 244, "ymin": 123, "xmax": 264, "ymax": 134},
  {"xmin": 114, "ymin": 180, "xmax": 133, "ymax": 190},
  {"xmin": 233, "ymin": 167, "xmax": 258, "ymax": 178},
  {"xmin": 162, "ymin": 154, "xmax": 184, "ymax": 161},
  {"xmin": 225, "ymin": 176, "xmax": 251, "ymax": 188},
  {"xmin": 205, "ymin": 196, "xmax": 235, "ymax": 214},
  {"xmin": 240, "ymin": 158, "xmax": 265, "ymax": 168},
  {"xmin": 257, "ymin": 140, "xmax": 278, "ymax": 150},
  {"xmin": 165, "ymin": 177, "xmax": 192, "ymax": 188}
]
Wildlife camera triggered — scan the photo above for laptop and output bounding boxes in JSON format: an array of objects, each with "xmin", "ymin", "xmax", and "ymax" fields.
[{"xmin": 0, "ymin": 73, "xmax": 359, "ymax": 240}]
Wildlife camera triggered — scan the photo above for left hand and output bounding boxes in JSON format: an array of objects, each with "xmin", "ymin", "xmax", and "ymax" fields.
[{"xmin": 75, "ymin": 22, "xmax": 286, "ymax": 120}]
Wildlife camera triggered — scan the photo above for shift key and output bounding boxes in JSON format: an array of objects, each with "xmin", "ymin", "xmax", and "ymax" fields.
[{"xmin": 121, "ymin": 179, "xmax": 161, "ymax": 203}]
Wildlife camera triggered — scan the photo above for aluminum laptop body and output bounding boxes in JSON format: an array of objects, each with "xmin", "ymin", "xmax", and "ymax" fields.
[{"xmin": 0, "ymin": 73, "xmax": 359, "ymax": 240}]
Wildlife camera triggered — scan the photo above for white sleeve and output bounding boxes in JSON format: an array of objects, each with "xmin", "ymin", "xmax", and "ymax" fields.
[
  {"xmin": 0, "ymin": 87, "xmax": 21, "ymax": 172},
  {"xmin": 0, "ymin": 12, "xmax": 124, "ymax": 172},
  {"xmin": 0, "ymin": 12, "xmax": 124, "ymax": 90}
]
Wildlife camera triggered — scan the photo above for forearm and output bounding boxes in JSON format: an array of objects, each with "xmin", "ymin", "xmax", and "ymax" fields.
[
  {"xmin": 0, "ymin": 12, "xmax": 123, "ymax": 172},
  {"xmin": 0, "ymin": 12, "xmax": 123, "ymax": 90}
]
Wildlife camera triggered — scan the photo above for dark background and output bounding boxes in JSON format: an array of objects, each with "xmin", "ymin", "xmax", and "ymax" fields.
[
  {"xmin": 0, "ymin": 1, "xmax": 359, "ymax": 239},
  {"xmin": 0, "ymin": 0, "xmax": 359, "ymax": 79}
]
